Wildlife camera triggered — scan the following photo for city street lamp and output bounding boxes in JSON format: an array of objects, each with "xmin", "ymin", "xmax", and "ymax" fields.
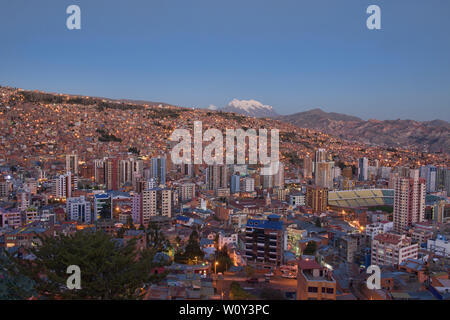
[{"xmin": 215, "ymin": 261, "xmax": 219, "ymax": 274}]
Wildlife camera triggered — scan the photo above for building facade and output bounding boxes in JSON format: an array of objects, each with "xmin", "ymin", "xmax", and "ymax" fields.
[
  {"xmin": 244, "ymin": 215, "xmax": 284, "ymax": 269},
  {"xmin": 371, "ymin": 233, "xmax": 419, "ymax": 266}
]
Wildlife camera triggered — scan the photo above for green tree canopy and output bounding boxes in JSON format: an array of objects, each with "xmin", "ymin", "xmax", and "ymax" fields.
[
  {"xmin": 126, "ymin": 216, "xmax": 135, "ymax": 230},
  {"xmin": 174, "ymin": 229, "xmax": 204, "ymax": 264},
  {"xmin": 99, "ymin": 200, "xmax": 112, "ymax": 220},
  {"xmin": 146, "ymin": 221, "xmax": 171, "ymax": 254},
  {"xmin": 244, "ymin": 265, "xmax": 255, "ymax": 278},
  {"xmin": 315, "ymin": 217, "xmax": 322, "ymax": 228},
  {"xmin": 11, "ymin": 230, "xmax": 164, "ymax": 300},
  {"xmin": 230, "ymin": 282, "xmax": 253, "ymax": 300},
  {"xmin": 0, "ymin": 251, "xmax": 36, "ymax": 300},
  {"xmin": 303, "ymin": 241, "xmax": 317, "ymax": 256},
  {"xmin": 215, "ymin": 245, "xmax": 232, "ymax": 273},
  {"xmin": 259, "ymin": 287, "xmax": 286, "ymax": 300}
]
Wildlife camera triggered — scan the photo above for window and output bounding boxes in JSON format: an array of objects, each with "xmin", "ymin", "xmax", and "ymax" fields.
[
  {"xmin": 308, "ymin": 286, "xmax": 318, "ymax": 293},
  {"xmin": 326, "ymin": 288, "xmax": 334, "ymax": 294}
]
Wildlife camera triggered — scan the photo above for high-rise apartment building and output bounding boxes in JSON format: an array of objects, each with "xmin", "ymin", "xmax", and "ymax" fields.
[
  {"xmin": 303, "ymin": 155, "xmax": 313, "ymax": 179},
  {"xmin": 119, "ymin": 158, "xmax": 143, "ymax": 187},
  {"xmin": 151, "ymin": 157, "xmax": 166, "ymax": 186},
  {"xmin": 243, "ymin": 177, "xmax": 255, "ymax": 192},
  {"xmin": 207, "ymin": 164, "xmax": 227, "ymax": 191},
  {"xmin": 180, "ymin": 183, "xmax": 196, "ymax": 201},
  {"xmin": 273, "ymin": 161, "xmax": 284, "ymax": 189},
  {"xmin": 66, "ymin": 152, "xmax": 78, "ymax": 175},
  {"xmin": 436, "ymin": 167, "xmax": 450, "ymax": 196},
  {"xmin": 54, "ymin": 172, "xmax": 75, "ymax": 199},
  {"xmin": 393, "ymin": 172, "xmax": 426, "ymax": 233},
  {"xmin": 244, "ymin": 215, "xmax": 284, "ymax": 269},
  {"xmin": 306, "ymin": 185, "xmax": 328, "ymax": 213},
  {"xmin": 105, "ymin": 158, "xmax": 119, "ymax": 190},
  {"xmin": 315, "ymin": 148, "xmax": 327, "ymax": 163},
  {"xmin": 94, "ymin": 159, "xmax": 105, "ymax": 185},
  {"xmin": 94, "ymin": 193, "xmax": 113, "ymax": 221},
  {"xmin": 231, "ymin": 175, "xmax": 240, "ymax": 194},
  {"xmin": 182, "ymin": 163, "xmax": 193, "ymax": 177},
  {"xmin": 132, "ymin": 188, "xmax": 172, "ymax": 225},
  {"xmin": 0, "ymin": 178, "xmax": 11, "ymax": 198},
  {"xmin": 314, "ymin": 162, "xmax": 333, "ymax": 189},
  {"xmin": 262, "ymin": 174, "xmax": 273, "ymax": 190},
  {"xmin": 67, "ymin": 196, "xmax": 92, "ymax": 224},
  {"xmin": 358, "ymin": 157, "xmax": 368, "ymax": 181},
  {"xmin": 17, "ymin": 189, "xmax": 31, "ymax": 211},
  {"xmin": 420, "ymin": 165, "xmax": 437, "ymax": 193}
]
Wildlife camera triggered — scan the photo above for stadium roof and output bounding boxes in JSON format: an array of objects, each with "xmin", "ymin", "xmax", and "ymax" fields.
[{"xmin": 328, "ymin": 189, "xmax": 393, "ymax": 208}]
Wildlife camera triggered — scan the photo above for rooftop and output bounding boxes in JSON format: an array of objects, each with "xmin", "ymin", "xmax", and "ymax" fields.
[{"xmin": 246, "ymin": 218, "xmax": 283, "ymax": 231}]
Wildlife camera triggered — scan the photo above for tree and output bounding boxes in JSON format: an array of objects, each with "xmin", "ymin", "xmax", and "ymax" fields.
[
  {"xmin": 99, "ymin": 200, "xmax": 112, "ymax": 220},
  {"xmin": 117, "ymin": 226, "xmax": 127, "ymax": 238},
  {"xmin": 0, "ymin": 251, "xmax": 36, "ymax": 300},
  {"xmin": 215, "ymin": 245, "xmax": 232, "ymax": 273},
  {"xmin": 259, "ymin": 287, "xmax": 286, "ymax": 300},
  {"xmin": 230, "ymin": 282, "xmax": 253, "ymax": 300},
  {"xmin": 128, "ymin": 147, "xmax": 140, "ymax": 155},
  {"xmin": 126, "ymin": 216, "xmax": 135, "ymax": 230},
  {"xmin": 245, "ymin": 265, "xmax": 255, "ymax": 278},
  {"xmin": 174, "ymin": 229, "xmax": 204, "ymax": 264},
  {"xmin": 423, "ymin": 264, "xmax": 432, "ymax": 287},
  {"xmin": 315, "ymin": 217, "xmax": 322, "ymax": 228},
  {"xmin": 175, "ymin": 236, "xmax": 181, "ymax": 247},
  {"xmin": 11, "ymin": 231, "xmax": 163, "ymax": 300},
  {"xmin": 214, "ymin": 233, "xmax": 220, "ymax": 251},
  {"xmin": 146, "ymin": 222, "xmax": 169, "ymax": 253},
  {"xmin": 303, "ymin": 241, "xmax": 317, "ymax": 256}
]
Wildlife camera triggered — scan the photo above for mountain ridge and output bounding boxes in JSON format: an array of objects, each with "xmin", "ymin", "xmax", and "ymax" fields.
[
  {"xmin": 278, "ymin": 108, "xmax": 449, "ymax": 153},
  {"xmin": 221, "ymin": 99, "xmax": 279, "ymax": 118},
  {"xmin": 1, "ymin": 85, "xmax": 447, "ymax": 153}
]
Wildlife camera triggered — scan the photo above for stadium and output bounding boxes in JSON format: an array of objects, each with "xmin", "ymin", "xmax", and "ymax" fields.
[{"xmin": 328, "ymin": 189, "xmax": 394, "ymax": 209}]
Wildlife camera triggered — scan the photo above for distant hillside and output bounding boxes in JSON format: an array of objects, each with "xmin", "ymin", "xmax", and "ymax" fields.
[
  {"xmin": 2, "ymin": 85, "xmax": 447, "ymax": 154},
  {"xmin": 279, "ymin": 108, "xmax": 449, "ymax": 153},
  {"xmin": 0, "ymin": 86, "xmax": 176, "ymax": 109},
  {"xmin": 278, "ymin": 108, "xmax": 362, "ymax": 123}
]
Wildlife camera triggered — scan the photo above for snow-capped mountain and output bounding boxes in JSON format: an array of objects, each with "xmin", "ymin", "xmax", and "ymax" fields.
[{"xmin": 221, "ymin": 99, "xmax": 278, "ymax": 118}]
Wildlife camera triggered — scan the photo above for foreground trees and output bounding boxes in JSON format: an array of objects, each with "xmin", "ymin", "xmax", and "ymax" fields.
[
  {"xmin": 174, "ymin": 229, "xmax": 204, "ymax": 264},
  {"xmin": 229, "ymin": 282, "xmax": 254, "ymax": 300},
  {"xmin": 0, "ymin": 253, "xmax": 36, "ymax": 300},
  {"xmin": 8, "ymin": 230, "xmax": 165, "ymax": 300},
  {"xmin": 214, "ymin": 245, "xmax": 233, "ymax": 273},
  {"xmin": 303, "ymin": 241, "xmax": 317, "ymax": 256}
]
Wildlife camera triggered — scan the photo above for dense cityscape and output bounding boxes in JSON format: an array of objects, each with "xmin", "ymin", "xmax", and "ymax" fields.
[{"xmin": 0, "ymin": 86, "xmax": 449, "ymax": 301}]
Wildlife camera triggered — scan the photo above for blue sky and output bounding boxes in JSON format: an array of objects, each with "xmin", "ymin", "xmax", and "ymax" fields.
[{"xmin": 1, "ymin": 0, "xmax": 449, "ymax": 121}]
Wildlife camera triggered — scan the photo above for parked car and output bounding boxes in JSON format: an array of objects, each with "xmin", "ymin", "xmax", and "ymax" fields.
[
  {"xmin": 281, "ymin": 272, "xmax": 296, "ymax": 279},
  {"xmin": 246, "ymin": 277, "xmax": 259, "ymax": 284},
  {"xmin": 264, "ymin": 272, "xmax": 274, "ymax": 277}
]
